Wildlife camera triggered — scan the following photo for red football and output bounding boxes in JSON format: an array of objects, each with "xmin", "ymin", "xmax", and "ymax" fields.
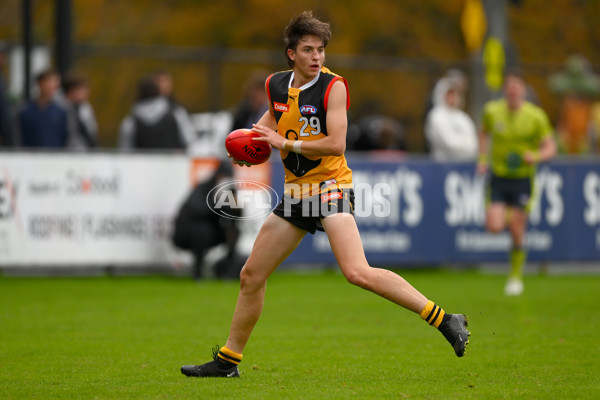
[{"xmin": 225, "ymin": 129, "xmax": 271, "ymax": 165}]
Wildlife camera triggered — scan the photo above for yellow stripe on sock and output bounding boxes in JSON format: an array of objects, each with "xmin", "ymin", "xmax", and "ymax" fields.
[
  {"xmin": 430, "ymin": 307, "xmax": 445, "ymax": 328},
  {"xmin": 419, "ymin": 300, "xmax": 435, "ymax": 320},
  {"xmin": 419, "ymin": 300, "xmax": 446, "ymax": 328},
  {"xmin": 218, "ymin": 346, "xmax": 243, "ymax": 365}
]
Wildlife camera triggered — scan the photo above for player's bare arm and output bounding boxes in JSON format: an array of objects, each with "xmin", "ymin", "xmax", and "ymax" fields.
[{"xmin": 255, "ymin": 107, "xmax": 278, "ymax": 131}]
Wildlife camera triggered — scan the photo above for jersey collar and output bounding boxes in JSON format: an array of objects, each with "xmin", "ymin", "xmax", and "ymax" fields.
[{"xmin": 288, "ymin": 71, "xmax": 320, "ymax": 91}]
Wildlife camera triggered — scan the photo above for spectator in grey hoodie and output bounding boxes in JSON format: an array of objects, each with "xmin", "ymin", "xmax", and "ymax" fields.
[{"xmin": 118, "ymin": 77, "xmax": 196, "ymax": 151}]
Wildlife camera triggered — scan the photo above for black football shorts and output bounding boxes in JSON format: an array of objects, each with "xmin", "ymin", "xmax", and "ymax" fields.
[
  {"xmin": 489, "ymin": 174, "xmax": 532, "ymax": 209},
  {"xmin": 272, "ymin": 188, "xmax": 355, "ymax": 234}
]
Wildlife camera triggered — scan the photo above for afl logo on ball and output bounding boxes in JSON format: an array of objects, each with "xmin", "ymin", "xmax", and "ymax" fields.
[{"xmin": 300, "ymin": 105, "xmax": 317, "ymax": 115}]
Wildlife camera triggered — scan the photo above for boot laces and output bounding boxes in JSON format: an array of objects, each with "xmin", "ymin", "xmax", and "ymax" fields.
[{"xmin": 211, "ymin": 345, "xmax": 221, "ymax": 361}]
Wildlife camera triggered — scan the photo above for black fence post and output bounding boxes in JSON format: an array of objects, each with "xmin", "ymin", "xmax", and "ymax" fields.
[
  {"xmin": 56, "ymin": 0, "xmax": 73, "ymax": 80},
  {"xmin": 22, "ymin": 0, "xmax": 32, "ymax": 101}
]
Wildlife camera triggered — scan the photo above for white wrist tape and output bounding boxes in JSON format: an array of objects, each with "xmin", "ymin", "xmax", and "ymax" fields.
[{"xmin": 292, "ymin": 140, "xmax": 302, "ymax": 154}]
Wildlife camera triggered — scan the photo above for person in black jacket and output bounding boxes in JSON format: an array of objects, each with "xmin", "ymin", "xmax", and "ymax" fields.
[
  {"xmin": 63, "ymin": 74, "xmax": 99, "ymax": 150},
  {"xmin": 172, "ymin": 161, "xmax": 241, "ymax": 280},
  {"xmin": 231, "ymin": 71, "xmax": 269, "ymax": 130}
]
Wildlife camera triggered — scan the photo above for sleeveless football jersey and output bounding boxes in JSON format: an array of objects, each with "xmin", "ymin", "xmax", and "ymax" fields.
[{"xmin": 266, "ymin": 67, "xmax": 353, "ymax": 198}]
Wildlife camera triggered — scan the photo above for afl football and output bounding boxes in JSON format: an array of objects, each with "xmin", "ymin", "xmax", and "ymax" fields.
[{"xmin": 225, "ymin": 129, "xmax": 271, "ymax": 165}]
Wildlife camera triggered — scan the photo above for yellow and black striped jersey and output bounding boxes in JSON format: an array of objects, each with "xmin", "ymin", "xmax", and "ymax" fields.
[{"xmin": 266, "ymin": 67, "xmax": 353, "ymax": 198}]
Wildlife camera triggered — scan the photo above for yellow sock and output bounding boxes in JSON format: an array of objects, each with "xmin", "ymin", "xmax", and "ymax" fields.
[
  {"xmin": 419, "ymin": 300, "xmax": 446, "ymax": 328},
  {"xmin": 217, "ymin": 346, "xmax": 243, "ymax": 365},
  {"xmin": 509, "ymin": 247, "xmax": 526, "ymax": 279}
]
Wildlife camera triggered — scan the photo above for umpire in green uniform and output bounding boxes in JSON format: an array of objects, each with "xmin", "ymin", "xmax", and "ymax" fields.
[{"xmin": 477, "ymin": 69, "xmax": 557, "ymax": 296}]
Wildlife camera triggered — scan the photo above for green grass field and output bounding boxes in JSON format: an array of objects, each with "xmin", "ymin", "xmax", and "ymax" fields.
[{"xmin": 1, "ymin": 269, "xmax": 599, "ymax": 399}]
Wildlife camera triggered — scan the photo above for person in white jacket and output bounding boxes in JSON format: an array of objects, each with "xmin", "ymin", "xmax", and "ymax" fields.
[{"xmin": 425, "ymin": 77, "xmax": 478, "ymax": 161}]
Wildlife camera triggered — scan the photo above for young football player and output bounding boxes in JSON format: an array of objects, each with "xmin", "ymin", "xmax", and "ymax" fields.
[{"xmin": 182, "ymin": 11, "xmax": 470, "ymax": 378}]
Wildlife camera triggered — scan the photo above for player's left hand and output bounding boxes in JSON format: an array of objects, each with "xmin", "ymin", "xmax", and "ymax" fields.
[
  {"xmin": 251, "ymin": 124, "xmax": 285, "ymax": 150},
  {"xmin": 227, "ymin": 152, "xmax": 252, "ymax": 167}
]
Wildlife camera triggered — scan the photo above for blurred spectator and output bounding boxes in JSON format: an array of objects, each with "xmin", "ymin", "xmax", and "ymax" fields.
[
  {"xmin": 549, "ymin": 55, "xmax": 600, "ymax": 154},
  {"xmin": 425, "ymin": 77, "xmax": 478, "ymax": 161},
  {"xmin": 118, "ymin": 76, "xmax": 196, "ymax": 150},
  {"xmin": 16, "ymin": 69, "xmax": 69, "ymax": 148},
  {"xmin": 172, "ymin": 161, "xmax": 242, "ymax": 280},
  {"xmin": 63, "ymin": 73, "xmax": 98, "ymax": 150},
  {"xmin": 352, "ymin": 114, "xmax": 406, "ymax": 151},
  {"xmin": 423, "ymin": 70, "xmax": 469, "ymax": 116},
  {"xmin": 422, "ymin": 68, "xmax": 468, "ymax": 152},
  {"xmin": 0, "ymin": 41, "xmax": 13, "ymax": 147},
  {"xmin": 152, "ymin": 70, "xmax": 181, "ymax": 106},
  {"xmin": 231, "ymin": 71, "xmax": 269, "ymax": 130}
]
